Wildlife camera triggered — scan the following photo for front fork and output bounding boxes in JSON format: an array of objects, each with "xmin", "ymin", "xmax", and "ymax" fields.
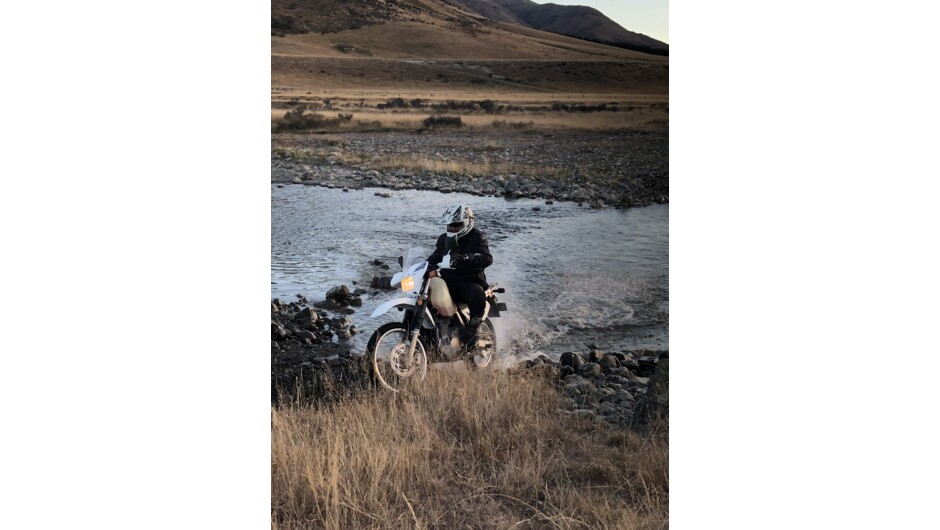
[{"xmin": 404, "ymin": 283, "xmax": 432, "ymax": 363}]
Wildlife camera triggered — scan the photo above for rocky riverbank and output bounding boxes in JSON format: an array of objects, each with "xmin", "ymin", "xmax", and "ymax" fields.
[
  {"xmin": 271, "ymin": 130, "xmax": 668, "ymax": 208},
  {"xmin": 271, "ymin": 285, "xmax": 668, "ymax": 429}
]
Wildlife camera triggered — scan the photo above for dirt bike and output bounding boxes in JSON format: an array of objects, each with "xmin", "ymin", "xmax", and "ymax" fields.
[{"xmin": 367, "ymin": 247, "xmax": 507, "ymax": 392}]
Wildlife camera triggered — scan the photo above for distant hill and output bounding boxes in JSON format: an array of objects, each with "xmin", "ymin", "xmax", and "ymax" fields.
[
  {"xmin": 440, "ymin": 0, "xmax": 524, "ymax": 24},
  {"xmin": 272, "ymin": 0, "xmax": 667, "ymax": 55},
  {"xmin": 272, "ymin": 0, "xmax": 484, "ymax": 36},
  {"xmin": 270, "ymin": 0, "xmax": 668, "ymax": 95},
  {"xmin": 449, "ymin": 0, "xmax": 668, "ymax": 55}
]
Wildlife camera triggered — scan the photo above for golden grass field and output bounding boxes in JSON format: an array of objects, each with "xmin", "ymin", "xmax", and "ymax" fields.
[
  {"xmin": 271, "ymin": 105, "xmax": 667, "ymax": 132},
  {"xmin": 272, "ymin": 18, "xmax": 667, "ymax": 95},
  {"xmin": 272, "ymin": 20, "xmax": 661, "ymax": 62},
  {"xmin": 272, "ymin": 368, "xmax": 668, "ymax": 529}
]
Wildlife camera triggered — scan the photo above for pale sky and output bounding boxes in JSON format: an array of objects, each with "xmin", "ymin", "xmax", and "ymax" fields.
[{"xmin": 545, "ymin": 0, "xmax": 668, "ymax": 44}]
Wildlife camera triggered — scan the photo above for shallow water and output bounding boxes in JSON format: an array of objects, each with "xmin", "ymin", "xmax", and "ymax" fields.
[{"xmin": 272, "ymin": 184, "xmax": 668, "ymax": 359}]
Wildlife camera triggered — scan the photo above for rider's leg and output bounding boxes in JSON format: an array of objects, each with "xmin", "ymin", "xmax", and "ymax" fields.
[{"xmin": 452, "ymin": 281, "xmax": 486, "ymax": 347}]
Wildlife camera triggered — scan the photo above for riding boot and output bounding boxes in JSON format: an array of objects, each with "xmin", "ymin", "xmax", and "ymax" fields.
[{"xmin": 463, "ymin": 317, "xmax": 483, "ymax": 350}]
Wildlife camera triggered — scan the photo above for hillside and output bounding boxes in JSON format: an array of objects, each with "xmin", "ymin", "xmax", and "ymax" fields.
[
  {"xmin": 447, "ymin": 0, "xmax": 667, "ymax": 54},
  {"xmin": 271, "ymin": 0, "xmax": 668, "ymax": 95}
]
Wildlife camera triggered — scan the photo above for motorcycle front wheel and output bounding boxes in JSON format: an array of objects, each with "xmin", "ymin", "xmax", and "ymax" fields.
[
  {"xmin": 468, "ymin": 319, "xmax": 497, "ymax": 369},
  {"xmin": 367, "ymin": 322, "xmax": 429, "ymax": 393}
]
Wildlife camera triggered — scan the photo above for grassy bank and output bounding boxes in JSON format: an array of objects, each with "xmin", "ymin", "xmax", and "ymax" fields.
[
  {"xmin": 271, "ymin": 368, "xmax": 668, "ymax": 529},
  {"xmin": 271, "ymin": 91, "xmax": 668, "ymax": 136}
]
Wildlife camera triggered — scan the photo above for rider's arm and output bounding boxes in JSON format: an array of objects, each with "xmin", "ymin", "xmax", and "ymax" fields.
[
  {"xmin": 458, "ymin": 232, "xmax": 493, "ymax": 269},
  {"xmin": 427, "ymin": 234, "xmax": 446, "ymax": 270}
]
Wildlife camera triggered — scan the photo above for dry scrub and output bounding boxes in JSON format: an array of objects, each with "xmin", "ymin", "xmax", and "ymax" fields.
[
  {"xmin": 272, "ymin": 368, "xmax": 668, "ymax": 529},
  {"xmin": 271, "ymin": 107, "xmax": 667, "ymax": 133},
  {"xmin": 362, "ymin": 154, "xmax": 568, "ymax": 180}
]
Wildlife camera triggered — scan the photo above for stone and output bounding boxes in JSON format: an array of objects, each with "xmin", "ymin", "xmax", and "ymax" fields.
[
  {"xmin": 326, "ymin": 285, "xmax": 350, "ymax": 302},
  {"xmin": 371, "ymin": 276, "xmax": 394, "ymax": 290},
  {"xmin": 294, "ymin": 307, "xmax": 319, "ymax": 323},
  {"xmin": 574, "ymin": 395, "xmax": 596, "ymax": 409},
  {"xmin": 271, "ymin": 322, "xmax": 289, "ymax": 341},
  {"xmin": 578, "ymin": 362, "xmax": 602, "ymax": 378},
  {"xmin": 631, "ymin": 352, "xmax": 669, "ymax": 431},
  {"xmin": 529, "ymin": 364, "xmax": 560, "ymax": 380},
  {"xmin": 559, "ymin": 352, "xmax": 584, "ymax": 369},
  {"xmin": 615, "ymin": 391, "xmax": 635, "ymax": 403},
  {"xmin": 599, "ymin": 355, "xmax": 620, "ymax": 370}
]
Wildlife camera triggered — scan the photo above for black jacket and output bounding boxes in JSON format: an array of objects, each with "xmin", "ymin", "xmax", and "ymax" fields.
[{"xmin": 428, "ymin": 227, "xmax": 493, "ymax": 287}]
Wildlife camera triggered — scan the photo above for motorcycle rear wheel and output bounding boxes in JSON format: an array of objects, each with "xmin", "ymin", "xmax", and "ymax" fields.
[{"xmin": 367, "ymin": 322, "xmax": 428, "ymax": 392}]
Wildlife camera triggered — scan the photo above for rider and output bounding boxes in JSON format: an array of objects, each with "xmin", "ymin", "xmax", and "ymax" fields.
[{"xmin": 427, "ymin": 204, "xmax": 493, "ymax": 348}]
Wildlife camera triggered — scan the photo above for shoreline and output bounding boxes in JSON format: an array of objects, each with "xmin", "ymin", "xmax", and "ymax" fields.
[{"xmin": 272, "ymin": 129, "xmax": 668, "ymax": 208}]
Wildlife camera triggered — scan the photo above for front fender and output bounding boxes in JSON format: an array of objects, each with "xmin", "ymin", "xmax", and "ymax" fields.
[{"xmin": 370, "ymin": 297, "xmax": 417, "ymax": 318}]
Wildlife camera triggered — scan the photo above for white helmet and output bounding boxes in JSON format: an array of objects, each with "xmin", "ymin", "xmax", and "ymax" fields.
[{"xmin": 439, "ymin": 204, "xmax": 474, "ymax": 239}]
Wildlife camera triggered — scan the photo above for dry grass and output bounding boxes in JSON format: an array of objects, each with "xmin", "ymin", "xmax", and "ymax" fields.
[
  {"xmin": 271, "ymin": 106, "xmax": 668, "ymax": 133},
  {"xmin": 272, "ymin": 91, "xmax": 667, "ymax": 106},
  {"xmin": 272, "ymin": 20, "xmax": 662, "ymax": 63},
  {"xmin": 361, "ymin": 153, "xmax": 568, "ymax": 179},
  {"xmin": 271, "ymin": 368, "xmax": 668, "ymax": 529}
]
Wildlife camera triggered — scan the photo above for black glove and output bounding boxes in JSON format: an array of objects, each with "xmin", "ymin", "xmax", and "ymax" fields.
[{"xmin": 451, "ymin": 253, "xmax": 468, "ymax": 265}]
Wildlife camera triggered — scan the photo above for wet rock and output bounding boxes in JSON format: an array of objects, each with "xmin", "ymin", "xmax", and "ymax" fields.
[
  {"xmin": 313, "ymin": 299, "xmax": 345, "ymax": 310},
  {"xmin": 294, "ymin": 306, "xmax": 319, "ymax": 324},
  {"xmin": 559, "ymin": 352, "xmax": 584, "ymax": 370},
  {"xmin": 326, "ymin": 285, "xmax": 351, "ymax": 302},
  {"xmin": 371, "ymin": 276, "xmax": 394, "ymax": 290},
  {"xmin": 329, "ymin": 316, "xmax": 352, "ymax": 329}
]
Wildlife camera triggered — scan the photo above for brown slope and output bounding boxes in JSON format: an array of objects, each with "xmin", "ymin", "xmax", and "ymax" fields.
[
  {"xmin": 271, "ymin": 0, "xmax": 489, "ymax": 36},
  {"xmin": 270, "ymin": 0, "xmax": 668, "ymax": 95},
  {"xmin": 440, "ymin": 0, "xmax": 525, "ymax": 24}
]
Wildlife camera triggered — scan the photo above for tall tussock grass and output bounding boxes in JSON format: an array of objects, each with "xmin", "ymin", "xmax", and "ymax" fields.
[{"xmin": 272, "ymin": 368, "xmax": 668, "ymax": 529}]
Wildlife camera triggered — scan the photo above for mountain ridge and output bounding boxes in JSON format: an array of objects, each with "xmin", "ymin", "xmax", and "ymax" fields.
[{"xmin": 272, "ymin": 0, "xmax": 667, "ymax": 55}]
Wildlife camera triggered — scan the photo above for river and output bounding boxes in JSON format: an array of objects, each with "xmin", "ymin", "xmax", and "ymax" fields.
[{"xmin": 272, "ymin": 184, "xmax": 668, "ymax": 360}]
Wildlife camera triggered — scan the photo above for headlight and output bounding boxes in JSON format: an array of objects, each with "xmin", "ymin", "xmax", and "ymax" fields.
[{"xmin": 401, "ymin": 276, "xmax": 415, "ymax": 292}]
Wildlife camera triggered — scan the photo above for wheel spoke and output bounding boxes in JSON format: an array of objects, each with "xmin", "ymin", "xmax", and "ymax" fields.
[{"xmin": 370, "ymin": 324, "xmax": 428, "ymax": 392}]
